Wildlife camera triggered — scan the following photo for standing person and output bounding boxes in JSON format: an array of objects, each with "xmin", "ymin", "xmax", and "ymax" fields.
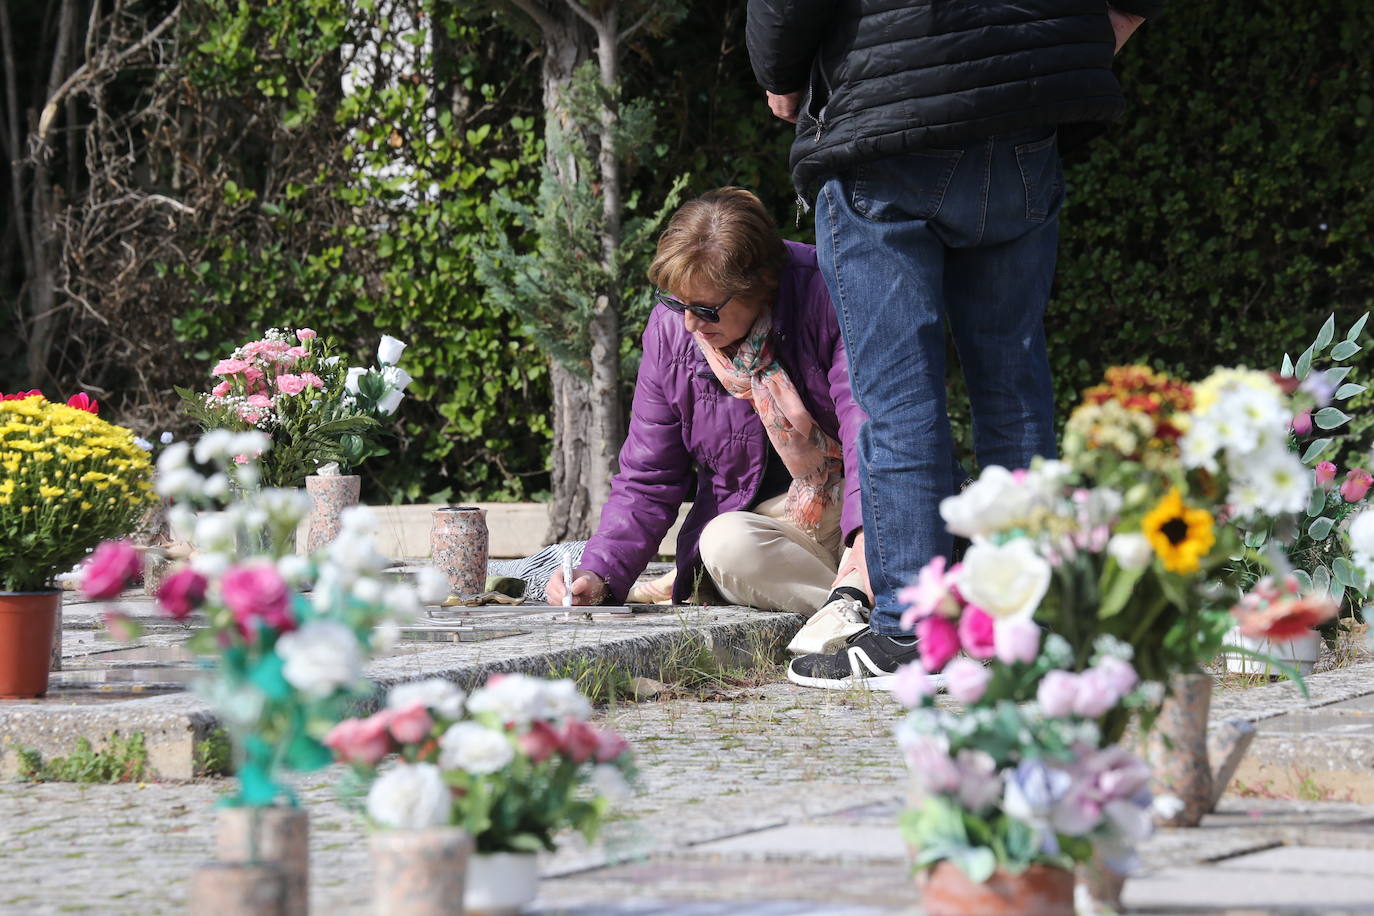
[
  {"xmin": 546, "ymin": 187, "xmax": 873, "ymax": 657},
  {"xmin": 745, "ymin": 1, "xmax": 1161, "ymax": 688}
]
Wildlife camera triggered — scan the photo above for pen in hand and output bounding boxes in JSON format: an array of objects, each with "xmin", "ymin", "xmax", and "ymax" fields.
[{"xmin": 561, "ymin": 555, "xmax": 574, "ymax": 607}]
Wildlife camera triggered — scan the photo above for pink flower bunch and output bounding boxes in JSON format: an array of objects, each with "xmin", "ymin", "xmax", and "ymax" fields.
[
  {"xmin": 1036, "ymin": 656, "xmax": 1138, "ymax": 719},
  {"xmin": 205, "ymin": 329, "xmax": 325, "ymax": 422},
  {"xmin": 325, "ymin": 703, "xmax": 437, "ymax": 766}
]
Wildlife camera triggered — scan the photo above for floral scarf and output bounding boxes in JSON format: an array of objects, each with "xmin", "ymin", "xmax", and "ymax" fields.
[{"xmin": 695, "ymin": 308, "xmax": 843, "ymax": 531}]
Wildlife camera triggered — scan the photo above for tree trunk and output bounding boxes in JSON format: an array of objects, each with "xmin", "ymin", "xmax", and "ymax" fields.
[{"xmin": 546, "ymin": 358, "xmax": 597, "ymax": 540}]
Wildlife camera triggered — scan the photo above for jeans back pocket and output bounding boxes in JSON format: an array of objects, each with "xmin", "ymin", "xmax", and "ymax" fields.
[
  {"xmin": 1014, "ymin": 130, "xmax": 1062, "ymax": 222},
  {"xmin": 849, "ymin": 148, "xmax": 964, "ymax": 223}
]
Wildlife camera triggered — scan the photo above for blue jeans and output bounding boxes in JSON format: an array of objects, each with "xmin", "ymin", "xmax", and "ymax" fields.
[{"xmin": 815, "ymin": 128, "xmax": 1063, "ymax": 635}]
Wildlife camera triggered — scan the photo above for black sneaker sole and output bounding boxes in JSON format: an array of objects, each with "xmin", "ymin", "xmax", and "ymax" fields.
[{"xmin": 786, "ymin": 647, "xmax": 949, "ymax": 692}]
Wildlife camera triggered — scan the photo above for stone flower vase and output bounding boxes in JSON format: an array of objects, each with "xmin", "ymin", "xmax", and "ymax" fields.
[
  {"xmin": 464, "ymin": 851, "xmax": 540, "ymax": 916},
  {"xmin": 216, "ymin": 806, "xmax": 310, "ymax": 916},
  {"xmin": 370, "ymin": 827, "xmax": 473, "ymax": 916},
  {"xmin": 1076, "ymin": 850, "xmax": 1127, "ymax": 914},
  {"xmin": 188, "ymin": 861, "xmax": 288, "ymax": 916},
  {"xmin": 430, "ymin": 506, "xmax": 488, "ymax": 599},
  {"xmin": 0, "ymin": 590, "xmax": 61, "ymax": 698},
  {"xmin": 919, "ymin": 861, "xmax": 1075, "ymax": 916},
  {"xmin": 306, "ymin": 473, "xmax": 361, "ymax": 553},
  {"xmin": 1145, "ymin": 672, "xmax": 1213, "ymax": 827}
]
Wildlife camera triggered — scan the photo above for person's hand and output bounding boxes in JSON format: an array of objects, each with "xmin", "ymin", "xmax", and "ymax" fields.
[
  {"xmin": 1107, "ymin": 9, "xmax": 1145, "ymax": 54},
  {"xmin": 544, "ymin": 567, "xmax": 607, "ymax": 606},
  {"xmin": 766, "ymin": 90, "xmax": 802, "ymax": 123}
]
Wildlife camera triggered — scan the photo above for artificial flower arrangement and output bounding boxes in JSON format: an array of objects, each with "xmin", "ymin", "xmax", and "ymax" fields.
[
  {"xmin": 1229, "ymin": 312, "xmax": 1372, "ymax": 643},
  {"xmin": 176, "ymin": 328, "xmax": 413, "ymax": 488},
  {"xmin": 82, "ymin": 430, "xmax": 447, "ymax": 805},
  {"xmin": 0, "ymin": 390, "xmax": 155, "ymax": 591},
  {"xmin": 327, "ymin": 672, "xmax": 635, "ymax": 853}
]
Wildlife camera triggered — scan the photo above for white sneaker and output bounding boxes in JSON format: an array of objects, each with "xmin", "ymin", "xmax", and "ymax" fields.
[{"xmin": 787, "ymin": 592, "xmax": 870, "ymax": 656}]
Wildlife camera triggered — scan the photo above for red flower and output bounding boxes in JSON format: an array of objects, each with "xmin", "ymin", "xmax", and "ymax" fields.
[
  {"xmin": 155, "ymin": 568, "xmax": 208, "ymax": 620},
  {"xmin": 1, "ymin": 389, "xmax": 43, "ymax": 401},
  {"xmin": 1235, "ymin": 595, "xmax": 1338, "ymax": 642},
  {"xmin": 65, "ymin": 392, "xmax": 98, "ymax": 414},
  {"xmin": 559, "ymin": 720, "xmax": 600, "ymax": 763},
  {"xmin": 81, "ymin": 540, "xmax": 141, "ymax": 600},
  {"xmin": 517, "ymin": 720, "xmax": 562, "ymax": 764}
]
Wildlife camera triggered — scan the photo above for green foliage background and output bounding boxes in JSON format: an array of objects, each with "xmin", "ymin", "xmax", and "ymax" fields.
[{"xmin": 6, "ymin": 0, "xmax": 1373, "ymax": 498}]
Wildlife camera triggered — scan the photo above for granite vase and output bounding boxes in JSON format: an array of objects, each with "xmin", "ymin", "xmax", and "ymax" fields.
[
  {"xmin": 188, "ymin": 862, "xmax": 288, "ymax": 916},
  {"xmin": 1145, "ymin": 672, "xmax": 1213, "ymax": 827},
  {"xmin": 215, "ymin": 805, "xmax": 310, "ymax": 916},
  {"xmin": 370, "ymin": 827, "xmax": 473, "ymax": 916},
  {"xmin": 306, "ymin": 474, "xmax": 362, "ymax": 553},
  {"xmin": 430, "ymin": 506, "xmax": 488, "ymax": 599}
]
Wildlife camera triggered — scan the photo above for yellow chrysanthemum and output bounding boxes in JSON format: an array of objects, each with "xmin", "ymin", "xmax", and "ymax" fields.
[{"xmin": 1142, "ymin": 489, "xmax": 1216, "ymax": 574}]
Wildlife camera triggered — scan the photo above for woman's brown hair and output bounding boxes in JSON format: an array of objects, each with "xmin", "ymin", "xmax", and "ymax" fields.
[{"xmin": 648, "ymin": 187, "xmax": 788, "ymax": 300}]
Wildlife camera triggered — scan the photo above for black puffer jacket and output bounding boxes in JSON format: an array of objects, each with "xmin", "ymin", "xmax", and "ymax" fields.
[{"xmin": 746, "ymin": 0, "xmax": 1164, "ymax": 200}]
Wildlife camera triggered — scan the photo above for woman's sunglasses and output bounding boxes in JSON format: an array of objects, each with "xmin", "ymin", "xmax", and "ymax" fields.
[{"xmin": 653, "ymin": 288, "xmax": 734, "ymax": 323}]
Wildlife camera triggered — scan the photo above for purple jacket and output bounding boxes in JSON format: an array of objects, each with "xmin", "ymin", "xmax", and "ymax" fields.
[{"xmin": 580, "ymin": 240, "xmax": 867, "ymax": 604}]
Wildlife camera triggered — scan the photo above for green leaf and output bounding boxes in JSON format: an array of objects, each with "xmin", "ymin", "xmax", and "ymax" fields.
[
  {"xmin": 1098, "ymin": 560, "xmax": 1147, "ymax": 619},
  {"xmin": 1294, "ymin": 344, "xmax": 1315, "ymax": 381},
  {"xmin": 1308, "ymin": 486, "xmax": 1328, "ymax": 517},
  {"xmin": 249, "ymin": 652, "xmax": 291, "ymax": 700},
  {"xmin": 1348, "ymin": 312, "xmax": 1369, "ymax": 342},
  {"xmin": 1294, "ymin": 569, "xmax": 1313, "ymax": 592},
  {"xmin": 1332, "ymin": 340, "xmax": 1362, "ymax": 361},
  {"xmin": 1308, "ymin": 516, "xmax": 1335, "ymax": 540},
  {"xmin": 1313, "ymin": 565, "xmax": 1332, "ymax": 594},
  {"xmin": 285, "ymin": 733, "xmax": 333, "ymax": 771},
  {"xmin": 1315, "ymin": 407, "xmax": 1351, "ymax": 429},
  {"xmin": 1281, "ymin": 353, "xmax": 1294, "ymax": 378},
  {"xmin": 1302, "ymin": 438, "xmax": 1335, "ymax": 464},
  {"xmin": 1243, "ymin": 528, "xmax": 1268, "ymax": 549},
  {"xmin": 1333, "ymin": 557, "xmax": 1358, "ymax": 588},
  {"xmin": 1335, "ymin": 383, "xmax": 1367, "ymax": 400},
  {"xmin": 1315, "ymin": 313, "xmax": 1336, "ymax": 351}
]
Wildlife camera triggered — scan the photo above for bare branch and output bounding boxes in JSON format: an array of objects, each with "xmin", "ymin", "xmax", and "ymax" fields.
[
  {"xmin": 618, "ymin": 7, "xmax": 655, "ymax": 44},
  {"xmin": 562, "ymin": 0, "xmax": 604, "ymax": 34},
  {"xmin": 502, "ymin": 0, "xmax": 559, "ymax": 37}
]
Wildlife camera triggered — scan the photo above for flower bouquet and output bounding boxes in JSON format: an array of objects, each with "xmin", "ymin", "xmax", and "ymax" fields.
[
  {"xmin": 327, "ymin": 672, "xmax": 634, "ymax": 913},
  {"xmin": 176, "ymin": 329, "xmax": 412, "ymax": 488}
]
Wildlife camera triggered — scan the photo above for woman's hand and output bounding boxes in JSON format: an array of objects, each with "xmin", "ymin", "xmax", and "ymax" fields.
[{"xmin": 544, "ymin": 567, "xmax": 607, "ymax": 606}]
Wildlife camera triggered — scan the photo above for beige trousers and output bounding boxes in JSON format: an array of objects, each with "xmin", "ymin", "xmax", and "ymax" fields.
[{"xmin": 698, "ymin": 491, "xmax": 846, "ymax": 616}]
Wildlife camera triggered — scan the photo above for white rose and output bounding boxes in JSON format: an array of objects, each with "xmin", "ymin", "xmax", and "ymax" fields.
[
  {"xmin": 366, "ymin": 763, "xmax": 452, "ymax": 829},
  {"xmin": 416, "ymin": 567, "xmax": 451, "ymax": 605},
  {"xmin": 381, "ymin": 365, "xmax": 413, "ymax": 392},
  {"xmin": 156, "ymin": 467, "xmax": 204, "ymax": 500},
  {"xmin": 276, "ymin": 554, "xmax": 313, "ymax": 585},
  {"xmin": 377, "ymin": 334, "xmax": 407, "ymax": 366},
  {"xmin": 194, "ymin": 512, "xmax": 237, "ymax": 550},
  {"xmin": 542, "ymin": 678, "xmax": 592, "ymax": 722},
  {"xmin": 1350, "ymin": 510, "xmax": 1374, "ymax": 558},
  {"xmin": 956, "ymin": 537, "xmax": 1051, "ymax": 621},
  {"xmin": 345, "ymin": 366, "xmax": 368, "ymax": 395},
  {"xmin": 340, "ymin": 505, "xmax": 379, "ymax": 535},
  {"xmin": 259, "ymin": 488, "xmax": 312, "ymax": 525},
  {"xmin": 438, "ymin": 722, "xmax": 515, "ymax": 774},
  {"xmin": 466, "ymin": 674, "xmax": 549, "ymax": 727},
  {"xmin": 939, "ymin": 466, "xmax": 1029, "ymax": 537},
  {"xmin": 388, "ymin": 678, "xmax": 467, "ymax": 720},
  {"xmin": 194, "ymin": 429, "xmax": 236, "ymax": 464},
  {"xmin": 157, "ymin": 440, "xmax": 192, "ymax": 472},
  {"xmin": 376, "ymin": 388, "xmax": 405, "ymax": 416},
  {"xmin": 1107, "ymin": 533, "xmax": 1153, "ymax": 571},
  {"xmin": 276, "ymin": 620, "xmax": 362, "ymax": 698}
]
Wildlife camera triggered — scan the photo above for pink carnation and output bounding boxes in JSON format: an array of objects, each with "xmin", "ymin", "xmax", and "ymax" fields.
[
  {"xmin": 593, "ymin": 727, "xmax": 630, "ymax": 763},
  {"xmin": 82, "ymin": 540, "xmax": 141, "ymax": 600},
  {"xmin": 892, "ymin": 662, "xmax": 935, "ymax": 708},
  {"xmin": 956, "ymin": 606, "xmax": 995, "ymax": 660},
  {"xmin": 156, "ymin": 568, "xmax": 208, "ymax": 620},
  {"xmin": 211, "ymin": 380, "xmax": 232, "ymax": 398},
  {"xmin": 387, "ymin": 703, "xmax": 434, "ymax": 744},
  {"xmin": 944, "ymin": 657, "xmax": 992, "ymax": 705},
  {"xmin": 898, "ymin": 556, "xmax": 963, "ymax": 631},
  {"xmin": 324, "ymin": 715, "xmax": 394, "ymax": 766},
  {"xmin": 296, "ymin": 328, "xmax": 317, "ymax": 341},
  {"xmin": 560, "ymin": 720, "xmax": 600, "ymax": 763},
  {"xmin": 300, "ymin": 372, "xmax": 324, "ymax": 389},
  {"xmin": 276, "ymin": 374, "xmax": 308, "ymax": 396},
  {"xmin": 518, "ymin": 720, "xmax": 562, "ymax": 763},
  {"xmin": 1037, "ymin": 670, "xmax": 1080, "ymax": 718},
  {"xmin": 214, "ymin": 358, "xmax": 251, "ymax": 376},
  {"xmin": 221, "ymin": 562, "xmax": 295, "ymax": 637},
  {"xmin": 246, "ymin": 393, "xmax": 273, "ymax": 409}
]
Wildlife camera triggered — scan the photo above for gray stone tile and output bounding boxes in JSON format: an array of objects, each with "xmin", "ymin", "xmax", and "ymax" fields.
[
  {"xmin": 1215, "ymin": 845, "xmax": 1374, "ymax": 874},
  {"xmin": 1124, "ymin": 865, "xmax": 1374, "ymax": 910},
  {"xmin": 690, "ymin": 825, "xmax": 908, "ymax": 864}
]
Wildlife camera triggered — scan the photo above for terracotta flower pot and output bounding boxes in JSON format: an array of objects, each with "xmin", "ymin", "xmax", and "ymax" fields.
[
  {"xmin": 430, "ymin": 506, "xmax": 488, "ymax": 599},
  {"xmin": 1145, "ymin": 672, "xmax": 1213, "ymax": 827},
  {"xmin": 306, "ymin": 473, "xmax": 361, "ymax": 553},
  {"xmin": 919, "ymin": 861, "xmax": 1075, "ymax": 916},
  {"xmin": 216, "ymin": 805, "xmax": 310, "ymax": 916},
  {"xmin": 0, "ymin": 590, "xmax": 61, "ymax": 698},
  {"xmin": 370, "ymin": 827, "xmax": 473, "ymax": 916}
]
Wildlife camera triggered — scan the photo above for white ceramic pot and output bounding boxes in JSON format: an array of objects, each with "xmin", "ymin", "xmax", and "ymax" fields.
[
  {"xmin": 1222, "ymin": 626, "xmax": 1321, "ymax": 676},
  {"xmin": 463, "ymin": 851, "xmax": 539, "ymax": 916}
]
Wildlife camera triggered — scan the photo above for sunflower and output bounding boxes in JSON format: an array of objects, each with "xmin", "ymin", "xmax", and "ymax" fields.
[{"xmin": 1141, "ymin": 489, "xmax": 1215, "ymax": 574}]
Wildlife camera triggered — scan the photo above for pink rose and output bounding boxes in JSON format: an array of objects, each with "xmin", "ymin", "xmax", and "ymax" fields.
[
  {"xmin": 221, "ymin": 562, "xmax": 294, "ymax": 636},
  {"xmin": 81, "ymin": 540, "xmax": 141, "ymax": 599},
  {"xmin": 324, "ymin": 715, "xmax": 394, "ymax": 766},
  {"xmin": 1290, "ymin": 409, "xmax": 1313, "ymax": 437},
  {"xmin": 994, "ymin": 618, "xmax": 1041, "ymax": 665},
  {"xmin": 246, "ymin": 393, "xmax": 273, "ymax": 408},
  {"xmin": 1073, "ymin": 667, "xmax": 1122, "ymax": 717},
  {"xmin": 276, "ymin": 374, "xmax": 307, "ymax": 396},
  {"xmin": 956, "ymin": 606, "xmax": 995, "ymax": 660},
  {"xmin": 1090, "ymin": 656, "xmax": 1138, "ymax": 702},
  {"xmin": 892, "ymin": 661, "xmax": 935, "ymax": 707},
  {"xmin": 944, "ymin": 657, "xmax": 991, "ymax": 705},
  {"xmin": 1037, "ymin": 670, "xmax": 1081, "ymax": 718},
  {"xmin": 518, "ymin": 720, "xmax": 562, "ymax": 763},
  {"xmin": 559, "ymin": 720, "xmax": 600, "ymax": 763},
  {"xmin": 387, "ymin": 703, "xmax": 434, "ymax": 744},
  {"xmin": 915, "ymin": 614, "xmax": 960, "ymax": 673},
  {"xmin": 286, "ymin": 346, "xmax": 309, "ymax": 359},
  {"xmin": 238, "ymin": 409, "xmax": 261, "ymax": 425},
  {"xmin": 593, "ymin": 727, "xmax": 630, "ymax": 763},
  {"xmin": 898, "ymin": 556, "xmax": 963, "ymax": 630},
  {"xmin": 296, "ymin": 328, "xmax": 317, "ymax": 341},
  {"xmin": 300, "ymin": 372, "xmax": 324, "ymax": 390},
  {"xmin": 1341, "ymin": 468, "xmax": 1373, "ymax": 503},
  {"xmin": 156, "ymin": 568, "xmax": 208, "ymax": 620},
  {"xmin": 214, "ymin": 358, "xmax": 251, "ymax": 376},
  {"xmin": 211, "ymin": 380, "xmax": 232, "ymax": 398},
  {"xmin": 65, "ymin": 392, "xmax": 99, "ymax": 415},
  {"xmin": 1315, "ymin": 461, "xmax": 1337, "ymax": 488}
]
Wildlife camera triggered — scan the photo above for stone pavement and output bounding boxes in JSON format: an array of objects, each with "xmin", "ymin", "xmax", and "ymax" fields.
[{"xmin": 5, "ymin": 680, "xmax": 1374, "ymax": 914}]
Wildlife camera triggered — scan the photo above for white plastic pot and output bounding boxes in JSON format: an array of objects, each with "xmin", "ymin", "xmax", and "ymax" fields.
[
  {"xmin": 1222, "ymin": 626, "xmax": 1322, "ymax": 676},
  {"xmin": 463, "ymin": 851, "xmax": 539, "ymax": 916}
]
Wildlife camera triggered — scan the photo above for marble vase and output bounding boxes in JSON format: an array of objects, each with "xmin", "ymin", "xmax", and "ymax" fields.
[
  {"xmin": 305, "ymin": 474, "xmax": 362, "ymax": 553},
  {"xmin": 430, "ymin": 506, "xmax": 488, "ymax": 599}
]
